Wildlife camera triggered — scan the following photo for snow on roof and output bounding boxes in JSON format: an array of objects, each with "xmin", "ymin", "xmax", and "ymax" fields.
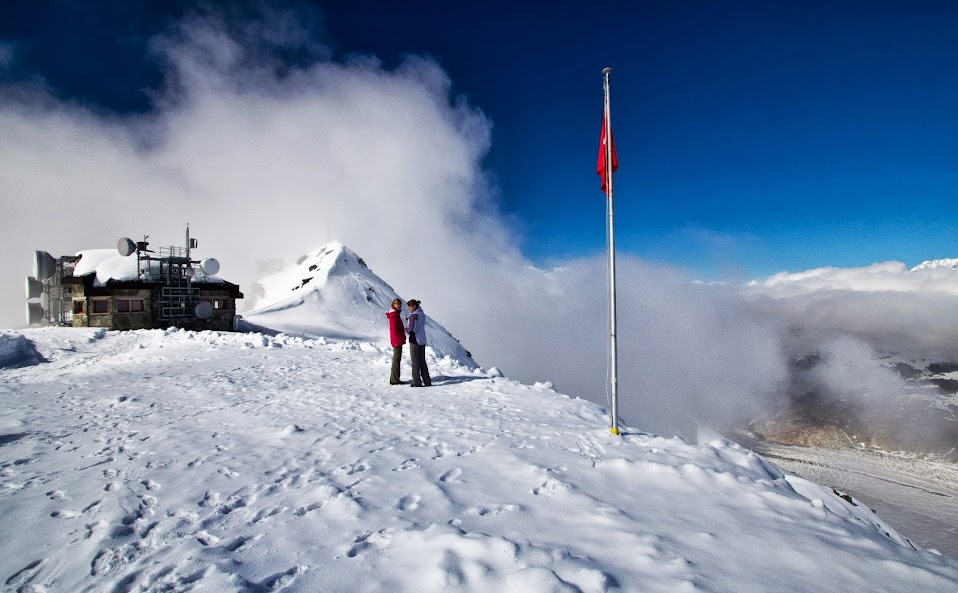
[
  {"xmin": 73, "ymin": 249, "xmax": 225, "ymax": 286},
  {"xmin": 73, "ymin": 249, "xmax": 138, "ymax": 284}
]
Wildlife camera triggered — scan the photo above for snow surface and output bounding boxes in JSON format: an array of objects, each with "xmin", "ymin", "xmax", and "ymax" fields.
[
  {"xmin": 0, "ymin": 333, "xmax": 40, "ymax": 368},
  {"xmin": 1, "ymin": 327, "xmax": 957, "ymax": 592},
  {"xmin": 242, "ymin": 242, "xmax": 475, "ymax": 366}
]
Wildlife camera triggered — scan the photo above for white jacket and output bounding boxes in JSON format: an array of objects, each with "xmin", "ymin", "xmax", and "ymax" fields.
[{"xmin": 406, "ymin": 308, "xmax": 427, "ymax": 345}]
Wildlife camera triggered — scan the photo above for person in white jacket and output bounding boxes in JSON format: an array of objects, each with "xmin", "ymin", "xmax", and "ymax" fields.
[{"xmin": 405, "ymin": 299, "xmax": 431, "ymax": 387}]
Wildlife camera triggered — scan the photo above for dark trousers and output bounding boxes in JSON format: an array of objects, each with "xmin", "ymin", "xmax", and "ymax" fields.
[
  {"xmin": 390, "ymin": 346, "xmax": 403, "ymax": 384},
  {"xmin": 410, "ymin": 344, "xmax": 431, "ymax": 386}
]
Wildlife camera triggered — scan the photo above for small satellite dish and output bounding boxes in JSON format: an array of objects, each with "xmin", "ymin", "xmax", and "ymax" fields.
[
  {"xmin": 194, "ymin": 301, "xmax": 213, "ymax": 320},
  {"xmin": 118, "ymin": 238, "xmax": 137, "ymax": 257},
  {"xmin": 34, "ymin": 251, "xmax": 56, "ymax": 280},
  {"xmin": 26, "ymin": 302, "xmax": 44, "ymax": 325},
  {"xmin": 25, "ymin": 276, "xmax": 43, "ymax": 300},
  {"xmin": 185, "ymin": 267, "xmax": 196, "ymax": 279},
  {"xmin": 199, "ymin": 258, "xmax": 220, "ymax": 276},
  {"xmin": 39, "ymin": 292, "xmax": 49, "ymax": 311}
]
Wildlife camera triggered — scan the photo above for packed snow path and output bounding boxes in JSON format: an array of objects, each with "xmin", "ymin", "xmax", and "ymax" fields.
[{"xmin": 1, "ymin": 328, "xmax": 957, "ymax": 593}]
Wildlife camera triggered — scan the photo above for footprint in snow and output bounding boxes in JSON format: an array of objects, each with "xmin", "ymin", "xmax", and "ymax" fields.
[
  {"xmin": 294, "ymin": 501, "xmax": 325, "ymax": 516},
  {"xmin": 439, "ymin": 468, "xmax": 462, "ymax": 483},
  {"xmin": 468, "ymin": 504, "xmax": 518, "ymax": 516},
  {"xmin": 4, "ymin": 558, "xmax": 46, "ymax": 590},
  {"xmin": 50, "ymin": 509, "xmax": 81, "ymax": 519},
  {"xmin": 393, "ymin": 459, "xmax": 420, "ymax": 472},
  {"xmin": 397, "ymin": 494, "xmax": 421, "ymax": 511},
  {"xmin": 532, "ymin": 477, "xmax": 568, "ymax": 497},
  {"xmin": 235, "ymin": 565, "xmax": 307, "ymax": 591},
  {"xmin": 250, "ymin": 506, "xmax": 286, "ymax": 524}
]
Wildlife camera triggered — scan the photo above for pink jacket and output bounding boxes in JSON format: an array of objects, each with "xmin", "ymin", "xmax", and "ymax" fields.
[{"xmin": 386, "ymin": 309, "xmax": 406, "ymax": 348}]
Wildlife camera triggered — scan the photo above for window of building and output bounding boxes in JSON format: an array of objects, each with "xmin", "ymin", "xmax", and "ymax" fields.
[
  {"xmin": 73, "ymin": 300, "xmax": 85, "ymax": 314},
  {"xmin": 116, "ymin": 299, "xmax": 145, "ymax": 313},
  {"xmin": 92, "ymin": 300, "xmax": 109, "ymax": 314}
]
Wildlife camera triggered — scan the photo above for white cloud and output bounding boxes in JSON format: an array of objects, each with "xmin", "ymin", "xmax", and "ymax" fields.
[
  {"xmin": 748, "ymin": 260, "xmax": 958, "ymax": 296},
  {"xmin": 746, "ymin": 262, "xmax": 958, "ymax": 361}
]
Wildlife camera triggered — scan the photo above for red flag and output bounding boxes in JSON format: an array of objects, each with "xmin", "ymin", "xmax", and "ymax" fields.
[{"xmin": 597, "ymin": 113, "xmax": 618, "ymax": 194}]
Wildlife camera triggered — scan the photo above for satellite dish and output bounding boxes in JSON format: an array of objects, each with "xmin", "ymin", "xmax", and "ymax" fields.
[
  {"xmin": 194, "ymin": 301, "xmax": 213, "ymax": 320},
  {"xmin": 185, "ymin": 267, "xmax": 196, "ymax": 278},
  {"xmin": 25, "ymin": 276, "xmax": 43, "ymax": 299},
  {"xmin": 39, "ymin": 292, "xmax": 49, "ymax": 311},
  {"xmin": 26, "ymin": 302, "xmax": 44, "ymax": 325},
  {"xmin": 199, "ymin": 258, "xmax": 220, "ymax": 276},
  {"xmin": 118, "ymin": 238, "xmax": 137, "ymax": 257},
  {"xmin": 34, "ymin": 251, "xmax": 56, "ymax": 280}
]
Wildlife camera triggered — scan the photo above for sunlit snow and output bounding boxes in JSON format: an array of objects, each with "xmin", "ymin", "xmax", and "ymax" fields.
[{"xmin": 1, "ymin": 327, "xmax": 956, "ymax": 592}]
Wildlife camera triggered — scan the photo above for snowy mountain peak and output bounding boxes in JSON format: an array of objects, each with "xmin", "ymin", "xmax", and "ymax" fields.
[
  {"xmin": 911, "ymin": 258, "xmax": 958, "ymax": 271},
  {"xmin": 242, "ymin": 242, "xmax": 476, "ymax": 367},
  {"xmin": 253, "ymin": 241, "xmax": 371, "ymax": 307}
]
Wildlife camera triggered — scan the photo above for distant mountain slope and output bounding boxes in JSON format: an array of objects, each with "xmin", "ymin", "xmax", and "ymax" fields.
[
  {"xmin": 912, "ymin": 258, "xmax": 958, "ymax": 271},
  {"xmin": 240, "ymin": 242, "xmax": 475, "ymax": 367}
]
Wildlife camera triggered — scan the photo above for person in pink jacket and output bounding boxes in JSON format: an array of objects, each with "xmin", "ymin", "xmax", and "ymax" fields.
[{"xmin": 386, "ymin": 298, "xmax": 406, "ymax": 385}]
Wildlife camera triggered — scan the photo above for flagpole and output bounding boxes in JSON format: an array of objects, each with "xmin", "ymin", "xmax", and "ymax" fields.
[{"xmin": 603, "ymin": 67, "xmax": 620, "ymax": 436}]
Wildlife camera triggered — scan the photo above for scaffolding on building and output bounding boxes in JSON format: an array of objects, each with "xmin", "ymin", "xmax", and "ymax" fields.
[{"xmin": 27, "ymin": 224, "xmax": 225, "ymax": 328}]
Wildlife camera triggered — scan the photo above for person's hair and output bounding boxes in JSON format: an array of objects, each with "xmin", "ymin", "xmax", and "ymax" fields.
[
  {"xmin": 391, "ymin": 298, "xmax": 402, "ymax": 308},
  {"xmin": 407, "ymin": 299, "xmax": 420, "ymax": 309}
]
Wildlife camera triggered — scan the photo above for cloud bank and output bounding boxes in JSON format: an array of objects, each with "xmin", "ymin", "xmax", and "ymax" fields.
[{"xmin": 3, "ymin": 7, "xmax": 957, "ymax": 440}]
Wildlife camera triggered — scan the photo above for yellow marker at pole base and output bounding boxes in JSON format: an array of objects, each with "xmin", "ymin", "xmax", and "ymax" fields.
[{"xmin": 610, "ymin": 427, "xmax": 620, "ymax": 436}]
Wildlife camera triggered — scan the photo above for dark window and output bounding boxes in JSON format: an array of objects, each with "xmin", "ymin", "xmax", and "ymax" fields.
[
  {"xmin": 115, "ymin": 299, "xmax": 145, "ymax": 313},
  {"xmin": 73, "ymin": 300, "xmax": 85, "ymax": 314},
  {"xmin": 92, "ymin": 300, "xmax": 109, "ymax": 314}
]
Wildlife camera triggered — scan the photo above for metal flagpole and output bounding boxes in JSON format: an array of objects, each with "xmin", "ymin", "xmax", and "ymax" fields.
[{"xmin": 603, "ymin": 67, "xmax": 620, "ymax": 436}]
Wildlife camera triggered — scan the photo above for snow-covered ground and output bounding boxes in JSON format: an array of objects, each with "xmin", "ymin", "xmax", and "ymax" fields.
[{"xmin": 2, "ymin": 327, "xmax": 957, "ymax": 592}]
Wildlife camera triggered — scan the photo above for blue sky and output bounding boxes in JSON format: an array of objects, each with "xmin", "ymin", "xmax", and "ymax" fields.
[{"xmin": 3, "ymin": 0, "xmax": 957, "ymax": 278}]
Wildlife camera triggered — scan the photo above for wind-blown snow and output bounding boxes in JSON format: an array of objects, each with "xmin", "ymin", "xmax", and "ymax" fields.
[
  {"xmin": 1, "ymin": 327, "xmax": 956, "ymax": 592},
  {"xmin": 242, "ymin": 242, "xmax": 475, "ymax": 366}
]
